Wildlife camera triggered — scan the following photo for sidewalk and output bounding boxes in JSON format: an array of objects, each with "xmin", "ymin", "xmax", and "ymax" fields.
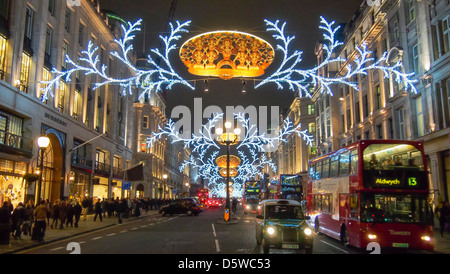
[
  {"xmin": 0, "ymin": 209, "xmax": 160, "ymax": 254},
  {"xmin": 432, "ymin": 228, "xmax": 450, "ymax": 254}
]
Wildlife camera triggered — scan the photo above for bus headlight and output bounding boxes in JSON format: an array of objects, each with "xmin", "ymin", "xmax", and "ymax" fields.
[
  {"xmin": 368, "ymin": 234, "xmax": 377, "ymax": 240},
  {"xmin": 267, "ymin": 226, "xmax": 276, "ymax": 236},
  {"xmin": 304, "ymin": 228, "xmax": 312, "ymax": 236},
  {"xmin": 421, "ymin": 235, "xmax": 431, "ymax": 242}
]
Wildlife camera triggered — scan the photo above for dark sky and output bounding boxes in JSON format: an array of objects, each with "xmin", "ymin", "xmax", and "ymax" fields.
[{"xmin": 99, "ymin": 0, "xmax": 364, "ymax": 118}]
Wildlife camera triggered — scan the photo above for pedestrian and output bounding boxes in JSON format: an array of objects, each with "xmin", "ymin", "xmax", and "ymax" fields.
[
  {"xmin": 11, "ymin": 202, "xmax": 26, "ymax": 239},
  {"xmin": 439, "ymin": 201, "xmax": 450, "ymax": 237},
  {"xmin": 73, "ymin": 200, "xmax": 82, "ymax": 228},
  {"xmin": 116, "ymin": 199, "xmax": 125, "ymax": 224},
  {"xmin": 45, "ymin": 199, "xmax": 51, "ymax": 225},
  {"xmin": 81, "ymin": 197, "xmax": 89, "ymax": 221},
  {"xmin": 66, "ymin": 201, "xmax": 74, "ymax": 227},
  {"xmin": 232, "ymin": 198, "xmax": 238, "ymax": 214},
  {"xmin": 50, "ymin": 200, "xmax": 60, "ymax": 229},
  {"xmin": 107, "ymin": 199, "xmax": 114, "ymax": 218},
  {"xmin": 58, "ymin": 200, "xmax": 67, "ymax": 229},
  {"xmin": 22, "ymin": 201, "xmax": 34, "ymax": 237},
  {"xmin": 33, "ymin": 200, "xmax": 50, "ymax": 242},
  {"xmin": 93, "ymin": 198, "xmax": 103, "ymax": 221},
  {"xmin": 0, "ymin": 201, "xmax": 11, "ymax": 244},
  {"xmin": 101, "ymin": 198, "xmax": 108, "ymax": 218}
]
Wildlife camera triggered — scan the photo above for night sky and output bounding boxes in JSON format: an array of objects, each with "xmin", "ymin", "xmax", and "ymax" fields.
[{"xmin": 99, "ymin": 0, "xmax": 364, "ymax": 119}]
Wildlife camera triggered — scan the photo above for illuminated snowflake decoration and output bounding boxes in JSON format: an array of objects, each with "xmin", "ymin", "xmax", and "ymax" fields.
[
  {"xmin": 148, "ymin": 112, "xmax": 291, "ymax": 197},
  {"xmin": 255, "ymin": 17, "xmax": 418, "ymax": 96},
  {"xmin": 40, "ymin": 19, "xmax": 194, "ymax": 102},
  {"xmin": 40, "ymin": 16, "xmax": 417, "ymax": 102}
]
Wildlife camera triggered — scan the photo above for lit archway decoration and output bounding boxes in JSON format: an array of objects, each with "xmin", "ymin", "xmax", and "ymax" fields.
[{"xmin": 179, "ymin": 31, "xmax": 274, "ymax": 80}]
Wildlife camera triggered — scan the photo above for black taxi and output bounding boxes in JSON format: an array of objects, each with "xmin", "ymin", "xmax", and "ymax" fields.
[{"xmin": 255, "ymin": 199, "xmax": 314, "ymax": 254}]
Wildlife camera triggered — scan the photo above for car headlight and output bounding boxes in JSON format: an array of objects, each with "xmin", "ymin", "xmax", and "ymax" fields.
[
  {"xmin": 246, "ymin": 205, "xmax": 250, "ymax": 210},
  {"xmin": 267, "ymin": 226, "xmax": 276, "ymax": 236},
  {"xmin": 304, "ymin": 228, "xmax": 312, "ymax": 236}
]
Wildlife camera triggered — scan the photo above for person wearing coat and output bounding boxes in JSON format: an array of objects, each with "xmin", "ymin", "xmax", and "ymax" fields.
[
  {"xmin": 11, "ymin": 202, "xmax": 26, "ymax": 239},
  {"xmin": 73, "ymin": 201, "xmax": 82, "ymax": 228},
  {"xmin": 50, "ymin": 200, "xmax": 60, "ymax": 229},
  {"xmin": 58, "ymin": 200, "xmax": 67, "ymax": 229},
  {"xmin": 93, "ymin": 199, "xmax": 103, "ymax": 221},
  {"xmin": 66, "ymin": 201, "xmax": 74, "ymax": 227}
]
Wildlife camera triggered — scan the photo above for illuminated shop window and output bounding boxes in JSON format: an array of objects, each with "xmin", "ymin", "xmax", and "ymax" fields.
[
  {"xmin": 58, "ymin": 80, "xmax": 67, "ymax": 113},
  {"xmin": 40, "ymin": 68, "xmax": 51, "ymax": 103},
  {"xmin": 19, "ymin": 52, "xmax": 32, "ymax": 93},
  {"xmin": 0, "ymin": 36, "xmax": 6, "ymax": 80}
]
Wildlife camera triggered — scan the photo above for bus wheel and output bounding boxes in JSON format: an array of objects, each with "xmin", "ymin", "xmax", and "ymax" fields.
[{"xmin": 340, "ymin": 226, "xmax": 350, "ymax": 247}]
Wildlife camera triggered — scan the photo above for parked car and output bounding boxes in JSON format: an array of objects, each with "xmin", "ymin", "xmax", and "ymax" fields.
[
  {"xmin": 160, "ymin": 198, "xmax": 202, "ymax": 216},
  {"xmin": 255, "ymin": 199, "xmax": 314, "ymax": 254}
]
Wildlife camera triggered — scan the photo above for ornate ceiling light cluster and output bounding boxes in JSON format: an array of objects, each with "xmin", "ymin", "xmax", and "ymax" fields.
[{"xmin": 179, "ymin": 31, "xmax": 274, "ymax": 80}]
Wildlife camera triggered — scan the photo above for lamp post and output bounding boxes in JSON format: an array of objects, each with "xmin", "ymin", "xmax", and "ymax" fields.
[
  {"xmin": 36, "ymin": 135, "xmax": 50, "ymax": 204},
  {"xmin": 216, "ymin": 122, "xmax": 240, "ymax": 222},
  {"xmin": 162, "ymin": 173, "xmax": 168, "ymax": 199}
]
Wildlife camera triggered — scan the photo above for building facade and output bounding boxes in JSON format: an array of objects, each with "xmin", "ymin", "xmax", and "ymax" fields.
[
  {"xmin": 315, "ymin": 0, "xmax": 450, "ymax": 207},
  {"xmin": 0, "ymin": 0, "xmax": 136, "ymax": 206},
  {"xmin": 269, "ymin": 0, "xmax": 449, "ymax": 209}
]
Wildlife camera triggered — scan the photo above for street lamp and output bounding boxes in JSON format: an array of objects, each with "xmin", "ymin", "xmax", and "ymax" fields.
[
  {"xmin": 216, "ymin": 122, "xmax": 240, "ymax": 222},
  {"xmin": 36, "ymin": 135, "xmax": 50, "ymax": 204},
  {"xmin": 162, "ymin": 174, "xmax": 168, "ymax": 199}
]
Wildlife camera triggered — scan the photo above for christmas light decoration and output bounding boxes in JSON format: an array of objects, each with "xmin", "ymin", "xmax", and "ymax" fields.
[
  {"xmin": 41, "ymin": 16, "xmax": 418, "ymax": 102},
  {"xmin": 255, "ymin": 17, "xmax": 418, "ymax": 96},
  {"xmin": 40, "ymin": 19, "xmax": 194, "ymax": 102},
  {"xmin": 234, "ymin": 112, "xmax": 314, "ymax": 151}
]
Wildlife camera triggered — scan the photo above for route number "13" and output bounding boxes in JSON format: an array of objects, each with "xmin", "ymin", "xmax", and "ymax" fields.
[{"xmin": 408, "ymin": 177, "xmax": 417, "ymax": 186}]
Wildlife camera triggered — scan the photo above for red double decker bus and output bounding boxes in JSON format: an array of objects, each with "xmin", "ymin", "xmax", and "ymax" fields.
[
  {"xmin": 198, "ymin": 189, "xmax": 209, "ymax": 208},
  {"xmin": 306, "ymin": 140, "xmax": 433, "ymax": 250}
]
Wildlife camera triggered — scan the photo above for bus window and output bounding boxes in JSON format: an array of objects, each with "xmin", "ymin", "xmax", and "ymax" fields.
[
  {"xmin": 314, "ymin": 194, "xmax": 321, "ymax": 212},
  {"xmin": 349, "ymin": 194, "xmax": 358, "ymax": 219},
  {"xmin": 339, "ymin": 151, "xmax": 350, "ymax": 176},
  {"xmin": 322, "ymin": 194, "xmax": 332, "ymax": 213},
  {"xmin": 322, "ymin": 158, "xmax": 330, "ymax": 178},
  {"xmin": 360, "ymin": 194, "xmax": 432, "ymax": 224},
  {"xmin": 330, "ymin": 155, "xmax": 339, "ymax": 177},
  {"xmin": 363, "ymin": 144, "xmax": 424, "ymax": 171},
  {"xmin": 350, "ymin": 150, "xmax": 358, "ymax": 174}
]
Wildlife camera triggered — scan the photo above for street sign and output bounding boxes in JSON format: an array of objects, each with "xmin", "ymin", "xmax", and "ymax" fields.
[
  {"xmin": 224, "ymin": 208, "xmax": 230, "ymax": 222},
  {"xmin": 122, "ymin": 181, "xmax": 131, "ymax": 190}
]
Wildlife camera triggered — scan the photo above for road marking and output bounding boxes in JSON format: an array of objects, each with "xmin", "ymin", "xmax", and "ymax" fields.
[
  {"xmin": 215, "ymin": 239, "xmax": 221, "ymax": 252},
  {"xmin": 320, "ymin": 240, "xmax": 349, "ymax": 254},
  {"xmin": 131, "ymin": 227, "xmax": 138, "ymax": 230},
  {"xmin": 211, "ymin": 223, "xmax": 220, "ymax": 252},
  {"xmin": 49, "ymin": 246, "xmax": 64, "ymax": 251},
  {"xmin": 106, "ymin": 233, "xmax": 116, "ymax": 237},
  {"xmin": 92, "ymin": 236, "xmax": 103, "ymax": 240},
  {"xmin": 211, "ymin": 223, "xmax": 217, "ymax": 237},
  {"xmin": 120, "ymin": 230, "xmax": 128, "ymax": 233}
]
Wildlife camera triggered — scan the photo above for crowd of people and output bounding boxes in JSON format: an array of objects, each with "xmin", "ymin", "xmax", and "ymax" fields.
[{"xmin": 0, "ymin": 196, "xmax": 177, "ymax": 243}]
